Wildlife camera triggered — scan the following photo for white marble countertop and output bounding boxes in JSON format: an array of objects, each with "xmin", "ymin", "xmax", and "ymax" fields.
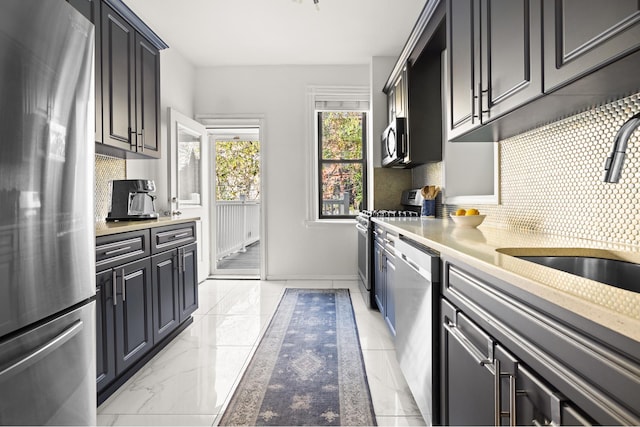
[
  {"xmin": 95, "ymin": 215, "xmax": 201, "ymax": 237},
  {"xmin": 373, "ymin": 217, "xmax": 640, "ymax": 342}
]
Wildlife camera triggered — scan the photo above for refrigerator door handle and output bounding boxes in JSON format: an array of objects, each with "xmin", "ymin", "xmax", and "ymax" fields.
[{"xmin": 0, "ymin": 320, "xmax": 83, "ymax": 380}]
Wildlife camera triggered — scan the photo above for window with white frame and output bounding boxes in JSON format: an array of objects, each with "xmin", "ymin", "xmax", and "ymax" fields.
[{"xmin": 309, "ymin": 87, "xmax": 369, "ymax": 220}]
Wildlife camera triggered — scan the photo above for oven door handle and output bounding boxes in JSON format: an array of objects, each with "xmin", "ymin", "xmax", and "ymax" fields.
[{"xmin": 356, "ymin": 223, "xmax": 368, "ymax": 234}]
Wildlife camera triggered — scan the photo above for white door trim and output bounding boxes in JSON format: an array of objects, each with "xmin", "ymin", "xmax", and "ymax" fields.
[{"xmin": 197, "ymin": 114, "xmax": 267, "ymax": 280}]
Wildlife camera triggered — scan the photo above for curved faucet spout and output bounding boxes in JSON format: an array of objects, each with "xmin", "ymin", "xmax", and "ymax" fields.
[{"xmin": 603, "ymin": 112, "xmax": 640, "ymax": 183}]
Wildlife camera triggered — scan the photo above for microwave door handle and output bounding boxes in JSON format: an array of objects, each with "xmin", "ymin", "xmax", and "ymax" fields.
[{"xmin": 384, "ymin": 128, "xmax": 391, "ymax": 157}]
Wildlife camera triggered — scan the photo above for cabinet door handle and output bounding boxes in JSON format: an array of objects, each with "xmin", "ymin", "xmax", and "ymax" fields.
[
  {"xmin": 477, "ymin": 83, "xmax": 484, "ymax": 120},
  {"xmin": 507, "ymin": 373, "xmax": 517, "ymax": 426},
  {"xmin": 129, "ymin": 128, "xmax": 137, "ymax": 149},
  {"xmin": 138, "ymin": 129, "xmax": 145, "ymax": 152},
  {"xmin": 121, "ymin": 268, "xmax": 126, "ymax": 302},
  {"xmin": 494, "ymin": 359, "xmax": 501, "ymax": 426},
  {"xmin": 472, "ymin": 87, "xmax": 478, "ymax": 119},
  {"xmin": 181, "ymin": 249, "xmax": 187, "ymax": 272},
  {"xmin": 494, "ymin": 358, "xmax": 517, "ymax": 426},
  {"xmin": 443, "ymin": 321, "xmax": 492, "ymax": 366},
  {"xmin": 112, "ymin": 270, "xmax": 117, "ymax": 306}
]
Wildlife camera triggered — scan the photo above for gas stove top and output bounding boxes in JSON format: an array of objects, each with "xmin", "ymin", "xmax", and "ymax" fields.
[{"xmin": 360, "ymin": 209, "xmax": 419, "ymax": 218}]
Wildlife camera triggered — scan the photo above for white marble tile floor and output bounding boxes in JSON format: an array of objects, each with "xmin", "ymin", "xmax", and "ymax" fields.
[{"xmin": 97, "ymin": 279, "xmax": 424, "ymax": 426}]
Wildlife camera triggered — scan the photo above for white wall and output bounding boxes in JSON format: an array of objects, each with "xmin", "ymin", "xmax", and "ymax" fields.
[
  {"xmin": 127, "ymin": 48, "xmax": 196, "ymax": 213},
  {"xmin": 195, "ymin": 65, "xmax": 369, "ymax": 279}
]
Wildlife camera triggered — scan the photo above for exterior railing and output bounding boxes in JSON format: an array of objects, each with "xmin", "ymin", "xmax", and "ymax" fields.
[{"xmin": 216, "ymin": 200, "xmax": 260, "ymax": 260}]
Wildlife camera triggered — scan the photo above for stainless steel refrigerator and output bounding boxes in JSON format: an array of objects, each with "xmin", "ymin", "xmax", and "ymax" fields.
[{"xmin": 0, "ymin": 0, "xmax": 96, "ymax": 424}]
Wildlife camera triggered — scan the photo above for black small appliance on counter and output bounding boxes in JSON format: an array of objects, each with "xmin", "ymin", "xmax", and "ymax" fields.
[{"xmin": 107, "ymin": 179, "xmax": 159, "ymax": 221}]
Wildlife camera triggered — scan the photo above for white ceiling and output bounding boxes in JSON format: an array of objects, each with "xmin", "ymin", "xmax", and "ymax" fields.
[{"xmin": 123, "ymin": 0, "xmax": 427, "ymax": 67}]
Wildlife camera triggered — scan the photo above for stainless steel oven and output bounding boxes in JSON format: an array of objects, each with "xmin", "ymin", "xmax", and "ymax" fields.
[{"xmin": 356, "ymin": 213, "xmax": 371, "ymax": 305}]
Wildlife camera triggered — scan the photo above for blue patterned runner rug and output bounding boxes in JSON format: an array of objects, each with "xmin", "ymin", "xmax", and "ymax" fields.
[{"xmin": 218, "ymin": 288, "xmax": 377, "ymax": 426}]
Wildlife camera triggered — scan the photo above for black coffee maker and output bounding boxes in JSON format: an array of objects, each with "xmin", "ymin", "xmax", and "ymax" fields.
[{"xmin": 107, "ymin": 179, "xmax": 159, "ymax": 221}]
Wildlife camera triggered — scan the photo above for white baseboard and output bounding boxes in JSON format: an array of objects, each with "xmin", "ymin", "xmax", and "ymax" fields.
[{"xmin": 266, "ymin": 274, "xmax": 358, "ymax": 281}]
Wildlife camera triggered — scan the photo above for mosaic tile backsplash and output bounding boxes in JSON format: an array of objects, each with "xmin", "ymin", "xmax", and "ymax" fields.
[
  {"xmin": 95, "ymin": 155, "xmax": 126, "ymax": 221},
  {"xmin": 446, "ymin": 91, "xmax": 640, "ymax": 248}
]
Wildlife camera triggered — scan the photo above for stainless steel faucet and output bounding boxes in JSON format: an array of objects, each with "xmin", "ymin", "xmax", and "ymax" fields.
[{"xmin": 603, "ymin": 112, "xmax": 640, "ymax": 183}]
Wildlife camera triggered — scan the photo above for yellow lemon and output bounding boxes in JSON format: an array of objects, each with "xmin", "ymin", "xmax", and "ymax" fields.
[
  {"xmin": 455, "ymin": 209, "xmax": 466, "ymax": 216},
  {"xmin": 465, "ymin": 208, "xmax": 480, "ymax": 216}
]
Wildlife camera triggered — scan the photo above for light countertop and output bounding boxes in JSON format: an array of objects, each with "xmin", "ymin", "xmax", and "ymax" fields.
[
  {"xmin": 96, "ymin": 216, "xmax": 201, "ymax": 237},
  {"xmin": 373, "ymin": 217, "xmax": 640, "ymax": 342}
]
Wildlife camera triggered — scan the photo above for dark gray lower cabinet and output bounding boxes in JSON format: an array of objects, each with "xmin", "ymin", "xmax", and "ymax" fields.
[
  {"xmin": 115, "ymin": 257, "xmax": 154, "ymax": 373},
  {"xmin": 151, "ymin": 241, "xmax": 198, "ymax": 341},
  {"xmin": 96, "ymin": 222, "xmax": 198, "ymax": 401},
  {"xmin": 441, "ymin": 297, "xmax": 594, "ymax": 426},
  {"xmin": 95, "ymin": 257, "xmax": 153, "ymax": 393},
  {"xmin": 178, "ymin": 242, "xmax": 198, "ymax": 322},
  {"xmin": 441, "ymin": 257, "xmax": 640, "ymax": 425},
  {"xmin": 151, "ymin": 250, "xmax": 180, "ymax": 343},
  {"xmin": 373, "ymin": 226, "xmax": 396, "ymax": 336},
  {"xmin": 441, "ymin": 299, "xmax": 494, "ymax": 425},
  {"xmin": 95, "ymin": 270, "xmax": 115, "ymax": 393}
]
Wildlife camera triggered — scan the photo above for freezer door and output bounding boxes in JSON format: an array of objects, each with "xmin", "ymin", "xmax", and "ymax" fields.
[
  {"xmin": 0, "ymin": 302, "xmax": 96, "ymax": 425},
  {"xmin": 0, "ymin": 0, "xmax": 96, "ymax": 337}
]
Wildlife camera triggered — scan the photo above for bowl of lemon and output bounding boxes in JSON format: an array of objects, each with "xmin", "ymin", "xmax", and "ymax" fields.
[{"xmin": 450, "ymin": 208, "xmax": 486, "ymax": 228}]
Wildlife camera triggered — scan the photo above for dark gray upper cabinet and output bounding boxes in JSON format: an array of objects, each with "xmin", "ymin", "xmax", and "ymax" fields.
[
  {"xmin": 446, "ymin": 0, "xmax": 640, "ymax": 142},
  {"xmin": 135, "ymin": 33, "xmax": 161, "ymax": 156},
  {"xmin": 69, "ymin": 0, "xmax": 165, "ymax": 158},
  {"xmin": 480, "ymin": 0, "xmax": 542, "ymax": 119},
  {"xmin": 384, "ymin": 33, "xmax": 444, "ymax": 166},
  {"xmin": 101, "ymin": 4, "xmax": 136, "ymax": 154},
  {"xmin": 383, "ymin": 0, "xmax": 445, "ymax": 167},
  {"xmin": 543, "ymin": 0, "xmax": 640, "ymax": 93},
  {"xmin": 67, "ymin": 0, "xmax": 103, "ymax": 144},
  {"xmin": 446, "ymin": 0, "xmax": 542, "ymax": 141},
  {"xmin": 407, "ymin": 46, "xmax": 444, "ymax": 164},
  {"xmin": 101, "ymin": 3, "xmax": 161, "ymax": 158},
  {"xmin": 446, "ymin": 0, "xmax": 478, "ymax": 140}
]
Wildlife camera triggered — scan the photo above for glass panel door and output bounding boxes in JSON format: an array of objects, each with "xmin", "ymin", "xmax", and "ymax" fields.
[
  {"xmin": 210, "ymin": 127, "xmax": 261, "ymax": 277},
  {"xmin": 168, "ymin": 108, "xmax": 209, "ymax": 282}
]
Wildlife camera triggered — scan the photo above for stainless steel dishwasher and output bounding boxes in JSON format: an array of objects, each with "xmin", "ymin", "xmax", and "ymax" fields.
[{"xmin": 395, "ymin": 236, "xmax": 440, "ymax": 425}]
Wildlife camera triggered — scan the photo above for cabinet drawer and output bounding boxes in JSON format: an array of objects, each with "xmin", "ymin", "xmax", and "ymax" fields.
[
  {"xmin": 96, "ymin": 230, "xmax": 150, "ymax": 270},
  {"xmin": 151, "ymin": 222, "xmax": 196, "ymax": 254}
]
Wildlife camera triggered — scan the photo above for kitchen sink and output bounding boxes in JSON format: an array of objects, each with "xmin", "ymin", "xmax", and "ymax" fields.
[{"xmin": 496, "ymin": 248, "xmax": 640, "ymax": 294}]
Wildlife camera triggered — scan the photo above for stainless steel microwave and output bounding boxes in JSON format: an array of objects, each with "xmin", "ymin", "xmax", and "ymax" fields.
[{"xmin": 381, "ymin": 117, "xmax": 407, "ymax": 167}]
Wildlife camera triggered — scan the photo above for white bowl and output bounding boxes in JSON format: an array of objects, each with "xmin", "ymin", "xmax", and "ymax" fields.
[{"xmin": 450, "ymin": 214, "xmax": 486, "ymax": 228}]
